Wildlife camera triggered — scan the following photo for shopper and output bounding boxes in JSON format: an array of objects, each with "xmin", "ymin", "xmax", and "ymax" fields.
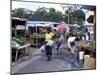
[
  {"xmin": 45, "ymin": 28, "xmax": 54, "ymax": 43},
  {"xmin": 70, "ymin": 42, "xmax": 81, "ymax": 68},
  {"xmin": 67, "ymin": 35, "xmax": 76, "ymax": 52},
  {"xmin": 44, "ymin": 28, "xmax": 55, "ymax": 61},
  {"xmin": 55, "ymin": 35, "xmax": 62, "ymax": 55},
  {"xmin": 45, "ymin": 40, "xmax": 55, "ymax": 61}
]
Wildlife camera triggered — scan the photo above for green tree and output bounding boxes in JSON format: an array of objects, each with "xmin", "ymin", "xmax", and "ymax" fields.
[
  {"xmin": 12, "ymin": 8, "xmax": 26, "ymax": 18},
  {"xmin": 71, "ymin": 10, "xmax": 85, "ymax": 25},
  {"xmin": 65, "ymin": 9, "xmax": 85, "ymax": 25},
  {"xmin": 45, "ymin": 8, "xmax": 63, "ymax": 22},
  {"xmin": 65, "ymin": 10, "xmax": 73, "ymax": 24},
  {"xmin": 49, "ymin": 8, "xmax": 56, "ymax": 13},
  {"xmin": 34, "ymin": 7, "xmax": 47, "ymax": 21},
  {"xmin": 31, "ymin": 7, "xmax": 63, "ymax": 22}
]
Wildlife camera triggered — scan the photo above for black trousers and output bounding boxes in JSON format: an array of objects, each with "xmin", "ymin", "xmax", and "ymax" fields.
[{"xmin": 45, "ymin": 45, "xmax": 52, "ymax": 61}]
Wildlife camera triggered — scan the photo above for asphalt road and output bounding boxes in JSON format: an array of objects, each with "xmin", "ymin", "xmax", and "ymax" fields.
[{"xmin": 13, "ymin": 41, "xmax": 86, "ymax": 74}]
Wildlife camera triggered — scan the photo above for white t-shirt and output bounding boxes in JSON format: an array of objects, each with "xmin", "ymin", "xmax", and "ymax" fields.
[
  {"xmin": 67, "ymin": 37, "xmax": 76, "ymax": 43},
  {"xmin": 85, "ymin": 33, "xmax": 89, "ymax": 40},
  {"xmin": 39, "ymin": 40, "xmax": 55, "ymax": 51},
  {"xmin": 67, "ymin": 37, "xmax": 76, "ymax": 49}
]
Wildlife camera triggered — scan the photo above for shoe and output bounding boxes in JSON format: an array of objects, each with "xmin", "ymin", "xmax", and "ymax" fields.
[
  {"xmin": 72, "ymin": 61, "xmax": 81, "ymax": 68},
  {"xmin": 47, "ymin": 59, "xmax": 49, "ymax": 61},
  {"xmin": 47, "ymin": 56, "xmax": 50, "ymax": 61},
  {"xmin": 49, "ymin": 56, "xmax": 51, "ymax": 61}
]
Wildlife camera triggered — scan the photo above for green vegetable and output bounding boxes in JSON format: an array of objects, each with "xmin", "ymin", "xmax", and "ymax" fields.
[{"xmin": 14, "ymin": 35, "xmax": 25, "ymax": 46}]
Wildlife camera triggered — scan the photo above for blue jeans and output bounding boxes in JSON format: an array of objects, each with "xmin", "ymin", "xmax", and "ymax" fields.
[{"xmin": 45, "ymin": 45, "xmax": 52, "ymax": 55}]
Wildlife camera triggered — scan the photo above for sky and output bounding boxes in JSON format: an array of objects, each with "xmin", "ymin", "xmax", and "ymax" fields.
[
  {"xmin": 12, "ymin": 1, "xmax": 66, "ymax": 13},
  {"xmin": 12, "ymin": 0, "xmax": 90, "ymax": 14}
]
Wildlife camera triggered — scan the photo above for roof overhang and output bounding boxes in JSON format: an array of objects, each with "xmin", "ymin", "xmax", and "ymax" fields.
[
  {"xmin": 12, "ymin": 17, "xmax": 27, "ymax": 27},
  {"xmin": 81, "ymin": 5, "xmax": 96, "ymax": 11},
  {"xmin": 87, "ymin": 15, "xmax": 94, "ymax": 23}
]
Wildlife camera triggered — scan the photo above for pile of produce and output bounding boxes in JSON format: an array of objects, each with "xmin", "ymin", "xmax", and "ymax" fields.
[
  {"xmin": 31, "ymin": 33, "xmax": 45, "ymax": 38},
  {"xmin": 90, "ymin": 41, "xmax": 96, "ymax": 49},
  {"xmin": 91, "ymin": 44, "xmax": 96, "ymax": 49},
  {"xmin": 12, "ymin": 35, "xmax": 25, "ymax": 46}
]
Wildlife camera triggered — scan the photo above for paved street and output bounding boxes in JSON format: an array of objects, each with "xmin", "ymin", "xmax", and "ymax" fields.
[{"xmin": 12, "ymin": 41, "xmax": 86, "ymax": 74}]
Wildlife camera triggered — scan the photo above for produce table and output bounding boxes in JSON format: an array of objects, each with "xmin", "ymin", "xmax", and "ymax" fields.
[
  {"xmin": 12, "ymin": 43, "xmax": 31, "ymax": 62},
  {"xmin": 30, "ymin": 34, "xmax": 45, "ymax": 47},
  {"xmin": 80, "ymin": 44, "xmax": 96, "ymax": 58}
]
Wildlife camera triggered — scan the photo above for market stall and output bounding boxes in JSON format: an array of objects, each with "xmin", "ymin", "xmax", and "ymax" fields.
[
  {"xmin": 12, "ymin": 17, "xmax": 31, "ymax": 62},
  {"xmin": 28, "ymin": 23, "xmax": 47, "ymax": 47},
  {"xmin": 78, "ymin": 40, "xmax": 96, "ymax": 69},
  {"xmin": 80, "ymin": 41, "xmax": 96, "ymax": 58}
]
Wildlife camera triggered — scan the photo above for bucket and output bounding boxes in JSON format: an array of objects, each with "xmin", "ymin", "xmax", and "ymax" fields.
[
  {"xmin": 84, "ymin": 55, "xmax": 90, "ymax": 58},
  {"xmin": 79, "ymin": 51, "xmax": 84, "ymax": 60}
]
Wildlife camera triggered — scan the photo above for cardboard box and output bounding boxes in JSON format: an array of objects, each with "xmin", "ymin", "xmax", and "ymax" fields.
[{"xmin": 83, "ymin": 57, "xmax": 96, "ymax": 69}]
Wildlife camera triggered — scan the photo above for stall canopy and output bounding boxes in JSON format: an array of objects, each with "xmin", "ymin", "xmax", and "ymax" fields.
[
  {"xmin": 27, "ymin": 23, "xmax": 49, "ymax": 27},
  {"xmin": 69, "ymin": 24, "xmax": 81, "ymax": 28},
  {"xmin": 12, "ymin": 17, "xmax": 26, "ymax": 26},
  {"xmin": 12, "ymin": 17, "xmax": 27, "ymax": 30},
  {"xmin": 81, "ymin": 5, "xmax": 96, "ymax": 11}
]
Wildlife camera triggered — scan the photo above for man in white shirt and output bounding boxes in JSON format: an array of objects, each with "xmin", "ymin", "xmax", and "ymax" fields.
[{"xmin": 67, "ymin": 36, "xmax": 76, "ymax": 51}]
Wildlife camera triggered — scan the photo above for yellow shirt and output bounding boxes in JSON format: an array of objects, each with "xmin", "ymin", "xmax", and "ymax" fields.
[{"xmin": 45, "ymin": 32, "xmax": 54, "ymax": 42}]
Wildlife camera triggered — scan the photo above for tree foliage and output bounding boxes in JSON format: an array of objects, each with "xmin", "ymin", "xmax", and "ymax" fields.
[
  {"xmin": 12, "ymin": 8, "xmax": 26, "ymax": 18},
  {"xmin": 72, "ymin": 10, "xmax": 85, "ymax": 20},
  {"xmin": 65, "ymin": 9, "xmax": 85, "ymax": 25},
  {"xmin": 72, "ymin": 10, "xmax": 85, "ymax": 25},
  {"xmin": 12, "ymin": 7, "xmax": 85, "ymax": 25},
  {"xmin": 29, "ymin": 7, "xmax": 63, "ymax": 22}
]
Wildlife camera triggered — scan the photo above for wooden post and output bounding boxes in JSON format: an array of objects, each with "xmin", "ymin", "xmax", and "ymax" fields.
[
  {"xmin": 15, "ymin": 49, "xmax": 18, "ymax": 62},
  {"xmin": 94, "ymin": 10, "xmax": 96, "ymax": 41},
  {"xmin": 14, "ymin": 26, "xmax": 17, "ymax": 37},
  {"xmin": 25, "ymin": 20, "xmax": 27, "ymax": 43}
]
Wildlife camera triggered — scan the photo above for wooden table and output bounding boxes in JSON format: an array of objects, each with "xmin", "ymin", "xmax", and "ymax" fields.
[
  {"xmin": 12, "ymin": 43, "xmax": 31, "ymax": 62},
  {"xmin": 84, "ymin": 47, "xmax": 96, "ymax": 58},
  {"xmin": 80, "ymin": 45, "xmax": 96, "ymax": 58}
]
